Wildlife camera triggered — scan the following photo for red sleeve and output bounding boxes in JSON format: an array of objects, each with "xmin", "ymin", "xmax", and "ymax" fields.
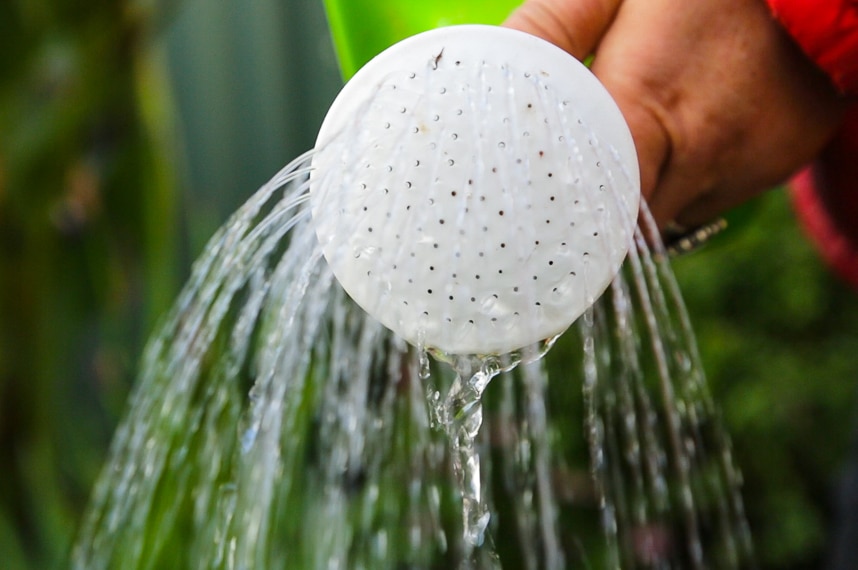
[
  {"xmin": 765, "ymin": 0, "xmax": 858, "ymax": 288},
  {"xmin": 791, "ymin": 108, "xmax": 858, "ymax": 288},
  {"xmin": 766, "ymin": 0, "xmax": 858, "ymax": 94}
]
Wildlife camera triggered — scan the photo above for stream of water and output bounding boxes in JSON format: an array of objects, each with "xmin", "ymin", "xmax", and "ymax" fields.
[{"xmin": 72, "ymin": 148, "xmax": 754, "ymax": 569}]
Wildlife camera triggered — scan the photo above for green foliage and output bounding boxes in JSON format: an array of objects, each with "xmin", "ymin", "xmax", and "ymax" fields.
[
  {"xmin": 673, "ymin": 191, "xmax": 858, "ymax": 567},
  {"xmin": 0, "ymin": 1, "xmax": 182, "ymax": 567}
]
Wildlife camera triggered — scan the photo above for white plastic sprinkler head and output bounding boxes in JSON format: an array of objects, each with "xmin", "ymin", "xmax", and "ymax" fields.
[{"xmin": 311, "ymin": 25, "xmax": 640, "ymax": 356}]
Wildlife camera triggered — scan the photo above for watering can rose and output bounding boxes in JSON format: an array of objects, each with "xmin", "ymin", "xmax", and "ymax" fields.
[{"xmin": 311, "ymin": 25, "xmax": 640, "ymax": 355}]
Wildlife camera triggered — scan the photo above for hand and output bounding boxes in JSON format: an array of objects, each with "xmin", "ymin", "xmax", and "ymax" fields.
[{"xmin": 504, "ymin": 0, "xmax": 850, "ymax": 228}]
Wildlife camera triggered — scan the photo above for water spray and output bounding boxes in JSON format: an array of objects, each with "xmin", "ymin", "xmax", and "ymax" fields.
[{"xmin": 72, "ymin": 24, "xmax": 754, "ymax": 570}]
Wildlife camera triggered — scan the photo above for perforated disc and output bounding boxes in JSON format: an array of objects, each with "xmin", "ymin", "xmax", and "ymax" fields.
[{"xmin": 311, "ymin": 25, "xmax": 640, "ymax": 355}]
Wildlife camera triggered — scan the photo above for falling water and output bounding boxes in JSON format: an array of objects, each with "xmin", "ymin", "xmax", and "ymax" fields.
[
  {"xmin": 71, "ymin": 147, "xmax": 754, "ymax": 569},
  {"xmin": 73, "ymin": 26, "xmax": 753, "ymax": 569}
]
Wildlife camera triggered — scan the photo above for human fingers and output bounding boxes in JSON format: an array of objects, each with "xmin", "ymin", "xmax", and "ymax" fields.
[
  {"xmin": 591, "ymin": 63, "xmax": 673, "ymax": 219},
  {"xmin": 503, "ymin": 0, "xmax": 622, "ymax": 61},
  {"xmin": 606, "ymin": 0, "xmax": 849, "ymax": 229},
  {"xmin": 585, "ymin": 2, "xmax": 675, "ymax": 215},
  {"xmin": 505, "ymin": 0, "xmax": 672, "ymax": 222}
]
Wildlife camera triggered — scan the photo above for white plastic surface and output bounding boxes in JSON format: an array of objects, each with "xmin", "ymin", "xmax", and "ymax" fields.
[{"xmin": 311, "ymin": 25, "xmax": 640, "ymax": 355}]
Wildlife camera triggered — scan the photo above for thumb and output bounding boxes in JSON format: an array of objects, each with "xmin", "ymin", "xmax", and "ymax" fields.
[
  {"xmin": 592, "ymin": 60, "xmax": 673, "ymax": 211},
  {"xmin": 503, "ymin": 0, "xmax": 622, "ymax": 60},
  {"xmin": 505, "ymin": 0, "xmax": 669, "ymax": 215}
]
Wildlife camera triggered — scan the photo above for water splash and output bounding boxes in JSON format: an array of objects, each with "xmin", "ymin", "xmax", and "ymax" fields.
[
  {"xmin": 427, "ymin": 340, "xmax": 558, "ymax": 556},
  {"xmin": 72, "ymin": 147, "xmax": 753, "ymax": 569}
]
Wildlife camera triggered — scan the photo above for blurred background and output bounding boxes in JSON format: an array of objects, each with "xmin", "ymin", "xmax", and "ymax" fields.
[{"xmin": 2, "ymin": 1, "xmax": 858, "ymax": 568}]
